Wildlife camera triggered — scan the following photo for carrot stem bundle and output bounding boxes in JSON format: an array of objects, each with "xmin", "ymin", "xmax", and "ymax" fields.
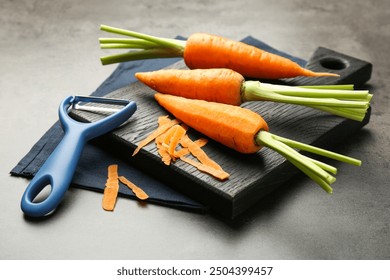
[
  {"xmin": 99, "ymin": 25, "xmax": 338, "ymax": 79},
  {"xmin": 136, "ymin": 68, "xmax": 371, "ymax": 121},
  {"xmin": 155, "ymin": 93, "xmax": 362, "ymax": 193},
  {"xmin": 244, "ymin": 81, "xmax": 371, "ymax": 121}
]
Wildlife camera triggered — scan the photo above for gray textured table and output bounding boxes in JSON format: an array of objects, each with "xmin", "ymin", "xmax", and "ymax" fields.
[{"xmin": 1, "ymin": 0, "xmax": 389, "ymax": 259}]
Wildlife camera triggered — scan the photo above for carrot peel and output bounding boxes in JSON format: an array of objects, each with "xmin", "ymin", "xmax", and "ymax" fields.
[
  {"xmin": 132, "ymin": 116, "xmax": 179, "ymax": 156},
  {"xmin": 118, "ymin": 176, "xmax": 149, "ymax": 200},
  {"xmin": 180, "ymin": 156, "xmax": 229, "ymax": 181},
  {"xmin": 133, "ymin": 114, "xmax": 229, "ymax": 180},
  {"xmin": 102, "ymin": 164, "xmax": 120, "ymax": 211}
]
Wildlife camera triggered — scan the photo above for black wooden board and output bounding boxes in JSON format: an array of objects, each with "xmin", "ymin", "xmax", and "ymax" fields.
[{"xmin": 72, "ymin": 47, "xmax": 372, "ymax": 219}]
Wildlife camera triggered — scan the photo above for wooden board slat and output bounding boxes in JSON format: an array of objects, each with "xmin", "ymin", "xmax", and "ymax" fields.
[{"xmin": 72, "ymin": 47, "xmax": 372, "ymax": 219}]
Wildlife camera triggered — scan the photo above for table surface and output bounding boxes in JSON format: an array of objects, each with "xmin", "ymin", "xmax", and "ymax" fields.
[{"xmin": 1, "ymin": 0, "xmax": 389, "ymax": 260}]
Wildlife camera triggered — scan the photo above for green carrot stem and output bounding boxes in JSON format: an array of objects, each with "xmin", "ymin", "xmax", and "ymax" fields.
[
  {"xmin": 310, "ymin": 105, "xmax": 366, "ymax": 122},
  {"xmin": 270, "ymin": 134, "xmax": 362, "ymax": 166},
  {"xmin": 292, "ymin": 159, "xmax": 334, "ymax": 193},
  {"xmin": 99, "ymin": 38, "xmax": 159, "ymax": 46},
  {"xmin": 100, "ymin": 25, "xmax": 185, "ymax": 52},
  {"xmin": 256, "ymin": 131, "xmax": 335, "ymax": 192},
  {"xmin": 256, "ymin": 129, "xmax": 362, "ymax": 193},
  {"xmin": 243, "ymin": 80, "xmax": 370, "ymax": 121},
  {"xmin": 244, "ymin": 81, "xmax": 368, "ymax": 108},
  {"xmin": 259, "ymin": 83, "xmax": 370, "ymax": 99},
  {"xmin": 100, "ymin": 43, "xmax": 156, "ymax": 49},
  {"xmin": 300, "ymin": 84, "xmax": 355, "ymax": 90},
  {"xmin": 100, "ymin": 49, "xmax": 182, "ymax": 65},
  {"xmin": 304, "ymin": 155, "xmax": 337, "ymax": 175}
]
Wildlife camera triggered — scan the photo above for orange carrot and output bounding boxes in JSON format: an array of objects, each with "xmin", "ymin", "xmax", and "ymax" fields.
[
  {"xmin": 99, "ymin": 25, "xmax": 338, "ymax": 79},
  {"xmin": 136, "ymin": 68, "xmax": 243, "ymax": 106},
  {"xmin": 154, "ymin": 93, "xmax": 362, "ymax": 193},
  {"xmin": 183, "ymin": 33, "xmax": 338, "ymax": 79},
  {"xmin": 136, "ymin": 68, "xmax": 371, "ymax": 122},
  {"xmin": 155, "ymin": 93, "xmax": 269, "ymax": 154}
]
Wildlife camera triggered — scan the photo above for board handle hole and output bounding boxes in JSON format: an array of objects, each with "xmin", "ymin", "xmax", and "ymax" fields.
[{"xmin": 319, "ymin": 57, "xmax": 349, "ymax": 70}]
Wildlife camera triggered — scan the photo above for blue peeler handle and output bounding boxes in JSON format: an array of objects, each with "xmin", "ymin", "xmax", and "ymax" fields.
[{"xmin": 21, "ymin": 96, "xmax": 137, "ymax": 217}]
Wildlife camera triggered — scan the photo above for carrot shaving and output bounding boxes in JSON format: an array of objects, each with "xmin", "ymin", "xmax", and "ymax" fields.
[
  {"xmin": 102, "ymin": 164, "xmax": 119, "ymax": 211},
  {"xmin": 162, "ymin": 125, "xmax": 180, "ymax": 148},
  {"xmin": 158, "ymin": 115, "xmax": 171, "ymax": 126},
  {"xmin": 156, "ymin": 141, "xmax": 172, "ymax": 165},
  {"xmin": 174, "ymin": 138, "xmax": 208, "ymax": 158},
  {"xmin": 133, "ymin": 115, "xmax": 229, "ymax": 180},
  {"xmin": 169, "ymin": 124, "xmax": 187, "ymax": 156},
  {"xmin": 180, "ymin": 156, "xmax": 229, "ymax": 181},
  {"xmin": 118, "ymin": 176, "xmax": 149, "ymax": 200},
  {"xmin": 132, "ymin": 116, "xmax": 180, "ymax": 156},
  {"xmin": 156, "ymin": 125, "xmax": 179, "ymax": 165},
  {"xmin": 180, "ymin": 134, "xmax": 222, "ymax": 170}
]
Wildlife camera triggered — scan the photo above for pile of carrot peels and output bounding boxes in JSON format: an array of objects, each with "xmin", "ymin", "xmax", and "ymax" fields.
[{"xmin": 132, "ymin": 116, "xmax": 230, "ymax": 181}]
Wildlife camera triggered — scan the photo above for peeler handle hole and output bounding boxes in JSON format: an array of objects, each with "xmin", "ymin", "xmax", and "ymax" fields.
[
  {"xmin": 31, "ymin": 184, "xmax": 52, "ymax": 203},
  {"xmin": 319, "ymin": 56, "xmax": 349, "ymax": 70}
]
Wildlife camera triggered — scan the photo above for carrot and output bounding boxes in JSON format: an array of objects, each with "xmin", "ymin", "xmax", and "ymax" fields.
[
  {"xmin": 99, "ymin": 25, "xmax": 338, "ymax": 79},
  {"xmin": 156, "ymin": 94, "xmax": 269, "ymax": 154},
  {"xmin": 154, "ymin": 93, "xmax": 362, "ymax": 193},
  {"xmin": 136, "ymin": 68, "xmax": 372, "ymax": 122},
  {"xmin": 102, "ymin": 164, "xmax": 120, "ymax": 211},
  {"xmin": 136, "ymin": 68, "xmax": 244, "ymax": 106}
]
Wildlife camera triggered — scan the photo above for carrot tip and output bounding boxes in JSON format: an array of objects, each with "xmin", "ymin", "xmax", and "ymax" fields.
[
  {"xmin": 304, "ymin": 69, "xmax": 340, "ymax": 77},
  {"xmin": 314, "ymin": 72, "xmax": 340, "ymax": 77}
]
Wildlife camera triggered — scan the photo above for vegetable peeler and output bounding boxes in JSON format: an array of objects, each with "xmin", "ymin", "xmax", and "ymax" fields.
[{"xmin": 21, "ymin": 95, "xmax": 137, "ymax": 217}]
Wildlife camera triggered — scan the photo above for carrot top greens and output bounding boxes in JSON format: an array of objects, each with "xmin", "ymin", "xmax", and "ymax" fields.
[
  {"xmin": 243, "ymin": 81, "xmax": 372, "ymax": 122},
  {"xmin": 256, "ymin": 131, "xmax": 361, "ymax": 193},
  {"xmin": 99, "ymin": 25, "xmax": 186, "ymax": 65}
]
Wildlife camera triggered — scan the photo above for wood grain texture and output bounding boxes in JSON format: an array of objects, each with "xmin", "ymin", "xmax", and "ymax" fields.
[{"xmin": 72, "ymin": 47, "xmax": 372, "ymax": 219}]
